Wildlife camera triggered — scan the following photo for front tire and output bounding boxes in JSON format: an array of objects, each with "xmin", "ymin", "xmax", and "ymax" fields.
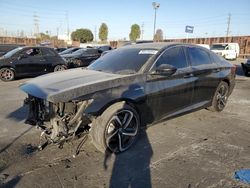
[
  {"xmin": 208, "ymin": 81, "xmax": 229, "ymax": 112},
  {"xmin": 90, "ymin": 102, "xmax": 140, "ymax": 153},
  {"xmin": 0, "ymin": 68, "xmax": 15, "ymax": 81}
]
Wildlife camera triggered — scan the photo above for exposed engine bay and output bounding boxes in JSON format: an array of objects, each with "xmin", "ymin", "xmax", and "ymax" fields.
[{"xmin": 24, "ymin": 95, "xmax": 93, "ymax": 154}]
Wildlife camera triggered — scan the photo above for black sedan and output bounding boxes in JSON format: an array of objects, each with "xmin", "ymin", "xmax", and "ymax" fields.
[
  {"xmin": 20, "ymin": 43, "xmax": 236, "ymax": 153},
  {"xmin": 0, "ymin": 46, "xmax": 67, "ymax": 81},
  {"xmin": 241, "ymin": 59, "xmax": 250, "ymax": 76},
  {"xmin": 62, "ymin": 48, "xmax": 101, "ymax": 68}
]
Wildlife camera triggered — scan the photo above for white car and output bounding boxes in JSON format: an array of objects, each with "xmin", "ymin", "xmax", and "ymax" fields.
[
  {"xmin": 197, "ymin": 44, "xmax": 210, "ymax": 49},
  {"xmin": 211, "ymin": 43, "xmax": 239, "ymax": 60}
]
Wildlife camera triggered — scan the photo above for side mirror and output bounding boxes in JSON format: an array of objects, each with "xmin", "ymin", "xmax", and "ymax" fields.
[{"xmin": 153, "ymin": 64, "xmax": 177, "ymax": 76}]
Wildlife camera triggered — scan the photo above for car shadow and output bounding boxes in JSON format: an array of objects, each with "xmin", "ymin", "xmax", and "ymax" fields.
[
  {"xmin": 104, "ymin": 130, "xmax": 153, "ymax": 188},
  {"xmin": 6, "ymin": 105, "xmax": 28, "ymax": 122},
  {"xmin": 0, "ymin": 175, "xmax": 22, "ymax": 188},
  {"xmin": 103, "ymin": 83, "xmax": 154, "ymax": 188}
]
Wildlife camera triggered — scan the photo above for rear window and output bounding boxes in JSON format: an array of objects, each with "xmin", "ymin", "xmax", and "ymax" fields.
[{"xmin": 188, "ymin": 47, "xmax": 212, "ymax": 66}]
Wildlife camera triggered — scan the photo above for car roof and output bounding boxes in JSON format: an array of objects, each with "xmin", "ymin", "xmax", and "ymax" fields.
[
  {"xmin": 21, "ymin": 46, "xmax": 54, "ymax": 49},
  {"xmin": 120, "ymin": 42, "xmax": 198, "ymax": 50},
  {"xmin": 120, "ymin": 42, "xmax": 175, "ymax": 50}
]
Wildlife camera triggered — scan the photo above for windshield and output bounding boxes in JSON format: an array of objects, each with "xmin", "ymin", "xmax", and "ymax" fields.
[
  {"xmin": 88, "ymin": 48, "xmax": 157, "ymax": 74},
  {"xmin": 72, "ymin": 48, "xmax": 87, "ymax": 55},
  {"xmin": 211, "ymin": 44, "xmax": 227, "ymax": 50},
  {"xmin": 59, "ymin": 48, "xmax": 78, "ymax": 55},
  {"xmin": 3, "ymin": 47, "xmax": 23, "ymax": 58}
]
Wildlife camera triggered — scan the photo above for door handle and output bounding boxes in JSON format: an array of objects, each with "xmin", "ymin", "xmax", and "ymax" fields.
[{"xmin": 183, "ymin": 73, "xmax": 194, "ymax": 78}]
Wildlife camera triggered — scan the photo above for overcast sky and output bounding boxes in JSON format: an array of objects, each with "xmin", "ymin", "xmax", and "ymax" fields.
[{"xmin": 0, "ymin": 0, "xmax": 249, "ymax": 40}]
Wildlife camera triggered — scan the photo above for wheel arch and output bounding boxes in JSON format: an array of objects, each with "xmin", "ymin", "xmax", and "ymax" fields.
[
  {"xmin": 0, "ymin": 65, "xmax": 16, "ymax": 72},
  {"xmin": 0, "ymin": 66, "xmax": 16, "ymax": 75},
  {"xmin": 222, "ymin": 78, "xmax": 230, "ymax": 87},
  {"xmin": 92, "ymin": 98, "xmax": 142, "ymax": 119}
]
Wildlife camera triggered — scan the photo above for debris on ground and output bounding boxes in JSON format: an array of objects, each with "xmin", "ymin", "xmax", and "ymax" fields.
[{"xmin": 234, "ymin": 169, "xmax": 250, "ymax": 184}]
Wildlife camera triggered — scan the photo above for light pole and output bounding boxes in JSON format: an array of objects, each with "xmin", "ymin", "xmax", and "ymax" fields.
[{"xmin": 152, "ymin": 2, "xmax": 160, "ymax": 40}]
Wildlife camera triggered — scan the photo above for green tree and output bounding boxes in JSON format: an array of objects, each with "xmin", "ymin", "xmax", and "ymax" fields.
[
  {"xmin": 71, "ymin": 28, "xmax": 93, "ymax": 43},
  {"xmin": 99, "ymin": 23, "xmax": 108, "ymax": 42},
  {"xmin": 39, "ymin": 33, "xmax": 50, "ymax": 40},
  {"xmin": 129, "ymin": 24, "xmax": 141, "ymax": 42},
  {"xmin": 154, "ymin": 29, "xmax": 164, "ymax": 42}
]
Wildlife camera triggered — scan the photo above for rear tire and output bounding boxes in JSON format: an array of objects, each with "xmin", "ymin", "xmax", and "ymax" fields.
[
  {"xmin": 207, "ymin": 81, "xmax": 229, "ymax": 112},
  {"xmin": 54, "ymin": 65, "xmax": 66, "ymax": 72},
  {"xmin": 90, "ymin": 102, "xmax": 140, "ymax": 153},
  {"xmin": 0, "ymin": 68, "xmax": 15, "ymax": 81}
]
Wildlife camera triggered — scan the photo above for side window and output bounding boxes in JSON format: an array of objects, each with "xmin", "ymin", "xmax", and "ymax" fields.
[
  {"xmin": 42, "ymin": 48, "xmax": 56, "ymax": 56},
  {"xmin": 24, "ymin": 48, "xmax": 42, "ymax": 57},
  {"xmin": 228, "ymin": 45, "xmax": 234, "ymax": 50},
  {"xmin": 154, "ymin": 47, "xmax": 188, "ymax": 69},
  {"xmin": 188, "ymin": 47, "xmax": 212, "ymax": 66}
]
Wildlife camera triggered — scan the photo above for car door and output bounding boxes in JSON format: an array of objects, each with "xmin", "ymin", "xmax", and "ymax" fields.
[
  {"xmin": 41, "ymin": 48, "xmax": 59, "ymax": 72},
  {"xmin": 14, "ymin": 47, "xmax": 47, "ymax": 75},
  {"xmin": 13, "ymin": 49, "xmax": 33, "ymax": 75},
  {"xmin": 186, "ymin": 46, "xmax": 220, "ymax": 105},
  {"xmin": 145, "ymin": 46, "xmax": 195, "ymax": 121}
]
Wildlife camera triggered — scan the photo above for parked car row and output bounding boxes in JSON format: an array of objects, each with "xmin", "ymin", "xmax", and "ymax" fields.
[
  {"xmin": 62, "ymin": 48, "xmax": 101, "ymax": 68},
  {"xmin": 0, "ymin": 45, "xmax": 112, "ymax": 81}
]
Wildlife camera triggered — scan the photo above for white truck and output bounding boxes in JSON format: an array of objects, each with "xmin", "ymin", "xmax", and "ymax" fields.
[{"xmin": 211, "ymin": 43, "xmax": 239, "ymax": 60}]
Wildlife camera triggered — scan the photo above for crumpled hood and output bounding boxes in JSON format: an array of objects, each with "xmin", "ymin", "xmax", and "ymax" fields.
[{"xmin": 20, "ymin": 68, "xmax": 133, "ymax": 103}]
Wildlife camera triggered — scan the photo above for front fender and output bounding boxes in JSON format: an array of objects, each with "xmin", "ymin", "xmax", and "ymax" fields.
[{"xmin": 84, "ymin": 83, "xmax": 146, "ymax": 116}]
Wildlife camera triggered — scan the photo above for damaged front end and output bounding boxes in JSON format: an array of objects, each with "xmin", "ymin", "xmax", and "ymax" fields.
[{"xmin": 24, "ymin": 95, "xmax": 93, "ymax": 151}]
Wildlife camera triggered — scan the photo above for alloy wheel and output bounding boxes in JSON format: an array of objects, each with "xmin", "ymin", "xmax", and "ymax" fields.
[
  {"xmin": 216, "ymin": 84, "xmax": 228, "ymax": 110},
  {"xmin": 54, "ymin": 65, "xmax": 66, "ymax": 72},
  {"xmin": 105, "ymin": 109, "xmax": 139, "ymax": 153},
  {"xmin": 0, "ymin": 68, "xmax": 14, "ymax": 81}
]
